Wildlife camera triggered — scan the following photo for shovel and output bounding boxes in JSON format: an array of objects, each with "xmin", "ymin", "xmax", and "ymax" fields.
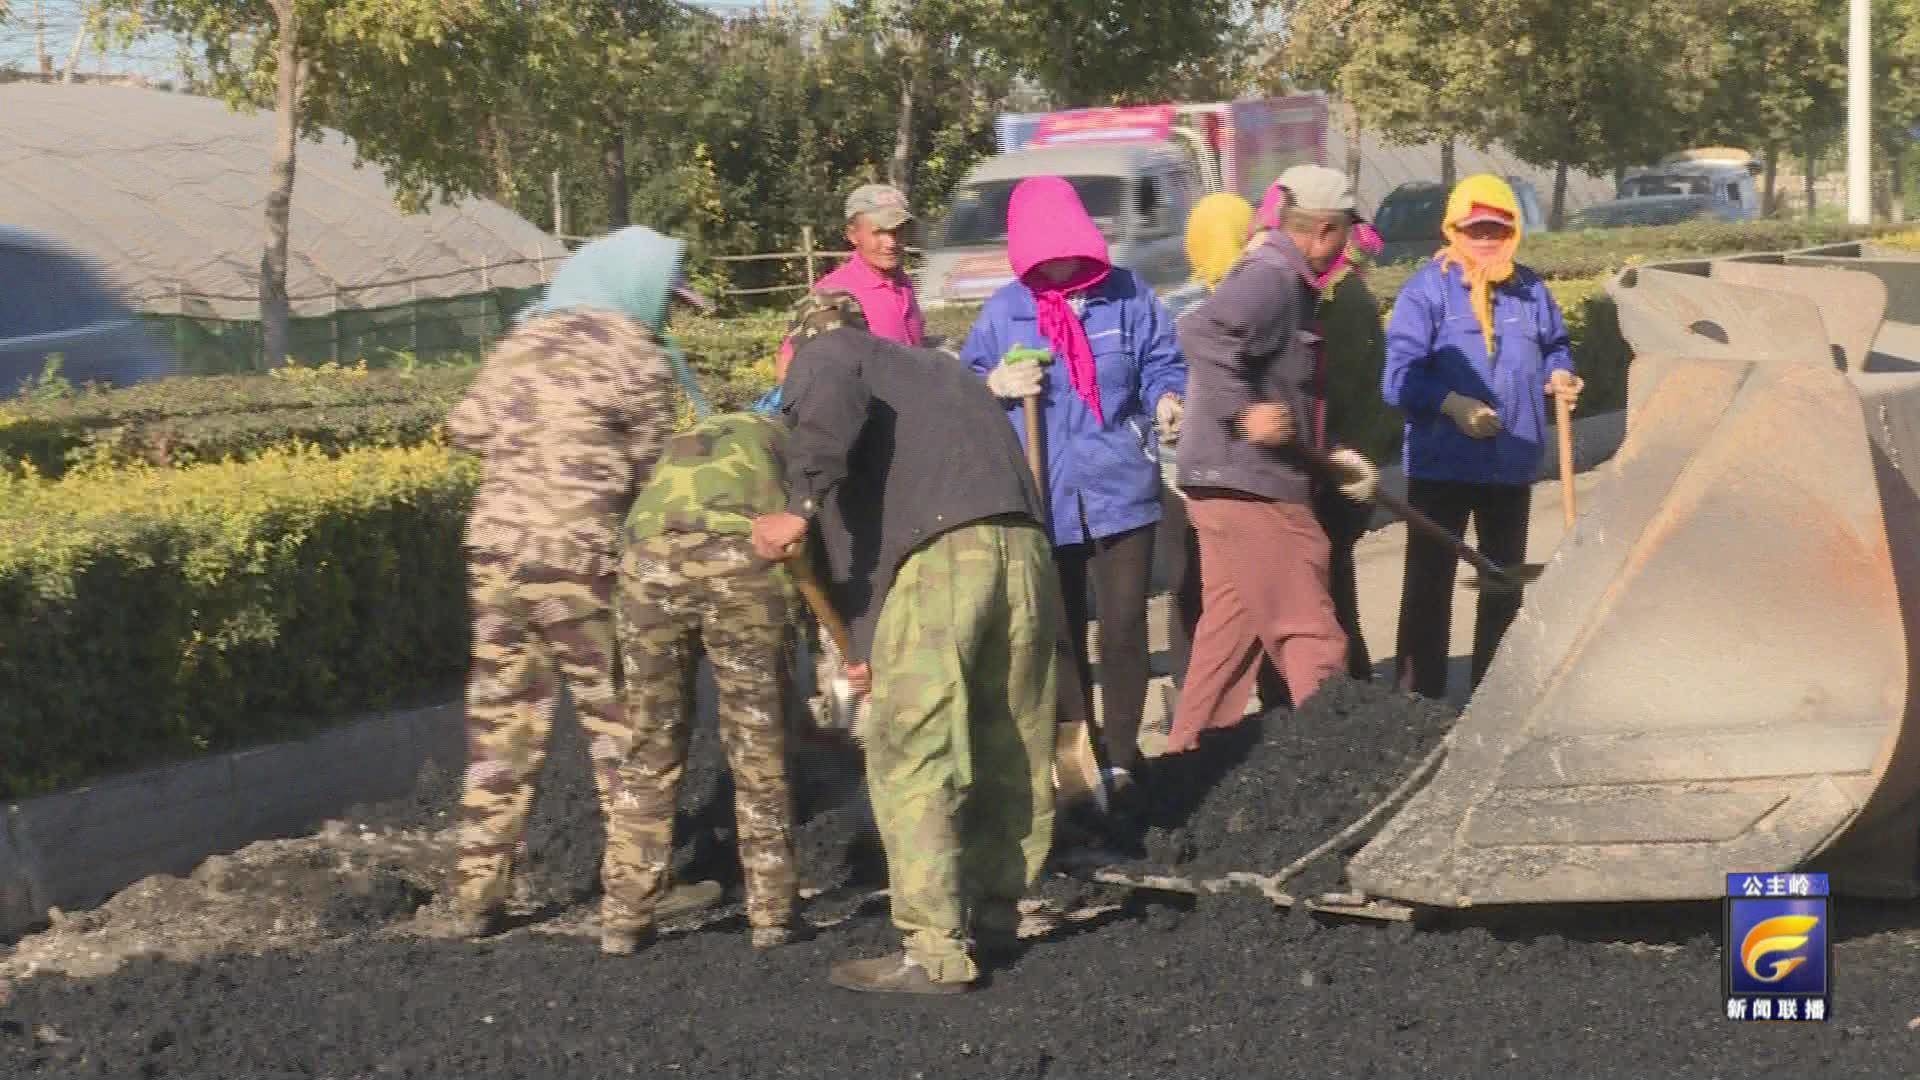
[
  {"xmin": 1002, "ymin": 346, "xmax": 1110, "ymax": 813},
  {"xmin": 1555, "ymin": 389, "xmax": 1576, "ymax": 530},
  {"xmin": 786, "ymin": 549, "xmax": 866, "ymax": 743},
  {"xmin": 1290, "ymin": 440, "xmax": 1545, "ymax": 595}
]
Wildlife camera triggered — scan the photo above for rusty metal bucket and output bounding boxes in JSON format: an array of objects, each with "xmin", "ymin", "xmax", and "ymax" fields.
[{"xmin": 1347, "ymin": 249, "xmax": 1920, "ymax": 906}]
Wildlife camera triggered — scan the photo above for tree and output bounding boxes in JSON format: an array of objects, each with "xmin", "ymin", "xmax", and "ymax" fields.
[
  {"xmin": 98, "ymin": 0, "xmax": 510, "ymax": 367},
  {"xmin": 1686, "ymin": 0, "xmax": 1843, "ymax": 216},
  {"xmin": 980, "ymin": 0, "xmax": 1243, "ymax": 107}
]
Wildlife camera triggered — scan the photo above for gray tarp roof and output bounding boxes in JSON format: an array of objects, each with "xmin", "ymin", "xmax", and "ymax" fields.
[{"xmin": 0, "ymin": 82, "xmax": 567, "ymax": 320}]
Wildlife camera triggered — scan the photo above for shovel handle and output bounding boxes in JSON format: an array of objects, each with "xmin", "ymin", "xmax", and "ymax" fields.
[
  {"xmin": 1021, "ymin": 393, "xmax": 1046, "ymax": 493},
  {"xmin": 1291, "ymin": 440, "xmax": 1515, "ymax": 585},
  {"xmin": 787, "ymin": 550, "xmax": 854, "ymax": 663},
  {"xmin": 1555, "ymin": 391, "xmax": 1576, "ymax": 529}
]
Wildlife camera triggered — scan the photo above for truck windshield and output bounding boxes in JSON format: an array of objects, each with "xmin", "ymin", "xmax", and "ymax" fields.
[
  {"xmin": 1621, "ymin": 174, "xmax": 1712, "ymax": 198},
  {"xmin": 942, "ymin": 175, "xmax": 1127, "ymax": 247}
]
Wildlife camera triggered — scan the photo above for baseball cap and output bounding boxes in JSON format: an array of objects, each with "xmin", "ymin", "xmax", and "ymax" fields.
[
  {"xmin": 845, "ymin": 183, "xmax": 912, "ymax": 230},
  {"xmin": 785, "ymin": 288, "xmax": 869, "ymax": 347},
  {"xmin": 1276, "ymin": 165, "xmax": 1358, "ymax": 216},
  {"xmin": 1455, "ymin": 202, "xmax": 1518, "ymax": 230}
]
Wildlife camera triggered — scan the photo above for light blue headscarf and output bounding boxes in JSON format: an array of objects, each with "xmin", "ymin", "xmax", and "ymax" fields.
[{"xmin": 521, "ymin": 225, "xmax": 712, "ymax": 418}]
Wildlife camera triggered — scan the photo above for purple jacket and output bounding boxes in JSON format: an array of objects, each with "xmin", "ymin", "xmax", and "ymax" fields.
[{"xmin": 1175, "ymin": 231, "xmax": 1321, "ymax": 504}]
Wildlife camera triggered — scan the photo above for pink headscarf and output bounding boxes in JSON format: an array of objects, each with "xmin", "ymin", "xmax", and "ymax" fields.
[{"xmin": 1007, "ymin": 176, "xmax": 1111, "ymax": 423}]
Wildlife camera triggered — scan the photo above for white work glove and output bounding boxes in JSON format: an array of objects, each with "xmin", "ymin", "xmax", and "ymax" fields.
[
  {"xmin": 1155, "ymin": 394, "xmax": 1184, "ymax": 443},
  {"xmin": 1440, "ymin": 391, "xmax": 1503, "ymax": 439},
  {"xmin": 987, "ymin": 359, "xmax": 1046, "ymax": 399},
  {"xmin": 1546, "ymin": 369, "xmax": 1585, "ymax": 410},
  {"xmin": 1326, "ymin": 447, "xmax": 1379, "ymax": 502}
]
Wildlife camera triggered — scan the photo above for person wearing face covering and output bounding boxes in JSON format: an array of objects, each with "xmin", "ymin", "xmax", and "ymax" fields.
[
  {"xmin": 1382, "ymin": 173, "xmax": 1583, "ymax": 700},
  {"xmin": 960, "ymin": 176, "xmax": 1187, "ymax": 816}
]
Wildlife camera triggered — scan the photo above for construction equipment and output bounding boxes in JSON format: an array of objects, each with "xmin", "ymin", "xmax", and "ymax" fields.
[{"xmin": 1065, "ymin": 241, "xmax": 1920, "ymax": 916}]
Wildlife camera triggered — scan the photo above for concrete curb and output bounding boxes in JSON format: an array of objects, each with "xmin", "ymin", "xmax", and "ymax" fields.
[{"xmin": 0, "ymin": 700, "xmax": 466, "ymax": 940}]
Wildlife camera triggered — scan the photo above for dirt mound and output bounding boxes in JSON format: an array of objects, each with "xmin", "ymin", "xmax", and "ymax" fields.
[{"xmin": 1138, "ymin": 676, "xmax": 1458, "ymax": 889}]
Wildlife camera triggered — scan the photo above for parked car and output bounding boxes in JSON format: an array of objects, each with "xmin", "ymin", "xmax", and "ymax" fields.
[
  {"xmin": 1567, "ymin": 148, "xmax": 1761, "ymax": 230},
  {"xmin": 0, "ymin": 226, "xmax": 175, "ymax": 397},
  {"xmin": 1373, "ymin": 177, "xmax": 1549, "ymax": 266}
]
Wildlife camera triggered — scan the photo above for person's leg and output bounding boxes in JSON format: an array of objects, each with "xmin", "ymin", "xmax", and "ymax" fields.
[
  {"xmin": 1393, "ymin": 479, "xmax": 1474, "ymax": 700},
  {"xmin": 1468, "ymin": 483, "xmax": 1533, "ymax": 689},
  {"xmin": 850, "ymin": 530, "xmax": 993, "ymax": 987},
  {"xmin": 955, "ymin": 522, "xmax": 1060, "ymax": 953},
  {"xmin": 1316, "ymin": 486, "xmax": 1373, "ymax": 679},
  {"xmin": 1166, "ymin": 499, "xmax": 1267, "ymax": 753},
  {"xmin": 701, "ymin": 542, "xmax": 800, "ymax": 942},
  {"xmin": 1236, "ymin": 501, "xmax": 1348, "ymax": 708},
  {"xmin": 452, "ymin": 551, "xmax": 557, "ymax": 925},
  {"xmin": 1086, "ymin": 524, "xmax": 1154, "ymax": 774},
  {"xmin": 1052, "ymin": 541, "xmax": 1097, "ymax": 730}
]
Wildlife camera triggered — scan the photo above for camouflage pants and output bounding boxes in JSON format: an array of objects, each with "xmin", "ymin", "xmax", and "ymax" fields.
[
  {"xmin": 614, "ymin": 532, "xmax": 798, "ymax": 931},
  {"xmin": 865, "ymin": 517, "xmax": 1060, "ymax": 983},
  {"xmin": 454, "ymin": 548, "xmax": 654, "ymax": 926}
]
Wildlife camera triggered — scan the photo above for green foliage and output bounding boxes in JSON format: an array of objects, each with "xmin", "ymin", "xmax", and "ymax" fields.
[
  {"xmin": 15, "ymin": 355, "xmax": 80, "ymax": 404},
  {"xmin": 0, "ymin": 366, "xmax": 473, "ymax": 478},
  {"xmin": 0, "ymin": 443, "xmax": 476, "ymax": 798}
]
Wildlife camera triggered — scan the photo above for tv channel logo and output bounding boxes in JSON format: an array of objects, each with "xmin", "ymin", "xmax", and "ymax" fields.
[{"xmin": 1724, "ymin": 873, "xmax": 1831, "ymax": 1022}]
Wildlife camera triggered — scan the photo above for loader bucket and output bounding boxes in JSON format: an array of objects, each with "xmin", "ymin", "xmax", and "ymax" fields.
[{"xmin": 1347, "ymin": 255, "xmax": 1920, "ymax": 906}]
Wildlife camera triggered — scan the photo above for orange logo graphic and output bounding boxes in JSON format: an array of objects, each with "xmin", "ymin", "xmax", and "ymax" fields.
[{"xmin": 1740, "ymin": 915, "xmax": 1819, "ymax": 983}]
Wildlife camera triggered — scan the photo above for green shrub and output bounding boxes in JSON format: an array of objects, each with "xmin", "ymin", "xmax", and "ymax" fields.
[{"xmin": 0, "ymin": 444, "xmax": 477, "ymax": 798}]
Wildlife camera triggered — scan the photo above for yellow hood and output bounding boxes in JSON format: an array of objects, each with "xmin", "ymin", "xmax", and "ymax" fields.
[
  {"xmin": 1185, "ymin": 192, "xmax": 1255, "ymax": 289},
  {"xmin": 1438, "ymin": 174, "xmax": 1521, "ymax": 353}
]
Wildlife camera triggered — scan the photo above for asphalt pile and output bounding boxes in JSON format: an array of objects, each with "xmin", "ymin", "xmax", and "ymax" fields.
[{"xmin": 1137, "ymin": 675, "xmax": 1459, "ymax": 887}]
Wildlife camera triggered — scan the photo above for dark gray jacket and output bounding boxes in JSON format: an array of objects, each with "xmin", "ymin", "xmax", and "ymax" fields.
[
  {"xmin": 1174, "ymin": 231, "xmax": 1322, "ymax": 504},
  {"xmin": 781, "ymin": 327, "xmax": 1045, "ymax": 659}
]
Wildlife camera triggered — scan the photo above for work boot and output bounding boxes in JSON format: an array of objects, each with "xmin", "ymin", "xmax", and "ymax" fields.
[
  {"xmin": 600, "ymin": 925, "xmax": 657, "ymax": 956},
  {"xmin": 973, "ymin": 928, "xmax": 1025, "ymax": 963},
  {"xmin": 750, "ymin": 923, "xmax": 810, "ymax": 950},
  {"xmin": 829, "ymin": 953, "xmax": 971, "ymax": 995},
  {"xmin": 655, "ymin": 880, "xmax": 725, "ymax": 922},
  {"xmin": 446, "ymin": 905, "xmax": 505, "ymax": 940}
]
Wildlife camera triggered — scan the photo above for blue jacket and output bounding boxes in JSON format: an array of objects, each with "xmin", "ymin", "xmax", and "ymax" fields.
[
  {"xmin": 1381, "ymin": 260, "xmax": 1573, "ymax": 487},
  {"xmin": 961, "ymin": 269, "xmax": 1187, "ymax": 546}
]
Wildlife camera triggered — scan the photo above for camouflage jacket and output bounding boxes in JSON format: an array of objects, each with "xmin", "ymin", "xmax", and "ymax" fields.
[
  {"xmin": 447, "ymin": 309, "xmax": 674, "ymax": 577},
  {"xmin": 624, "ymin": 412, "xmax": 789, "ymax": 540}
]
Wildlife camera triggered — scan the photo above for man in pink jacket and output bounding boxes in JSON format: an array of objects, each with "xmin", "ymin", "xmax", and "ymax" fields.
[{"xmin": 778, "ymin": 185, "xmax": 925, "ymax": 372}]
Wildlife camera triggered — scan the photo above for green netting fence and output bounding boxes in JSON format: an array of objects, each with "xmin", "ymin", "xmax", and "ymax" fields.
[{"xmin": 142, "ymin": 286, "xmax": 547, "ymax": 375}]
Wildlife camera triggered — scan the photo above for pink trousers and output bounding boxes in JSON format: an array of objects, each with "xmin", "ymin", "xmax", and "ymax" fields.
[{"xmin": 1166, "ymin": 494, "xmax": 1349, "ymax": 753}]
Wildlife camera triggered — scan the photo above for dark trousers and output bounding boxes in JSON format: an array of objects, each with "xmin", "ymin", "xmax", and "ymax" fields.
[
  {"xmin": 1056, "ymin": 523, "xmax": 1155, "ymax": 773},
  {"xmin": 1393, "ymin": 478, "xmax": 1531, "ymax": 700}
]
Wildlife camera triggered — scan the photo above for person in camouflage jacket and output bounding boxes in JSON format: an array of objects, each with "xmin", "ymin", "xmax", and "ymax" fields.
[
  {"xmin": 615, "ymin": 403, "xmax": 811, "ymax": 951},
  {"xmin": 444, "ymin": 225, "xmax": 722, "ymax": 953}
]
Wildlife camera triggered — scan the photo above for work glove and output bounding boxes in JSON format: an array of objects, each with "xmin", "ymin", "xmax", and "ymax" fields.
[
  {"xmin": 1326, "ymin": 447, "xmax": 1379, "ymax": 502},
  {"xmin": 1440, "ymin": 391, "xmax": 1503, "ymax": 439},
  {"xmin": 1546, "ymin": 369, "xmax": 1585, "ymax": 410},
  {"xmin": 987, "ymin": 358, "xmax": 1046, "ymax": 399},
  {"xmin": 1155, "ymin": 394, "xmax": 1184, "ymax": 443}
]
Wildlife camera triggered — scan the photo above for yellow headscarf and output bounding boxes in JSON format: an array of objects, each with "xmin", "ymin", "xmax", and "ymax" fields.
[
  {"xmin": 1185, "ymin": 192, "xmax": 1256, "ymax": 290},
  {"xmin": 1437, "ymin": 174, "xmax": 1522, "ymax": 354}
]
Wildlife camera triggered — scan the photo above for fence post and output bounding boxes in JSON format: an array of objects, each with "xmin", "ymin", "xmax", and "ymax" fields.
[
  {"xmin": 173, "ymin": 284, "xmax": 189, "ymax": 372},
  {"xmin": 330, "ymin": 289, "xmax": 342, "ymax": 365},
  {"xmin": 802, "ymin": 225, "xmax": 816, "ymax": 288},
  {"xmin": 409, "ymin": 280, "xmax": 419, "ymax": 355},
  {"xmin": 481, "ymin": 256, "xmax": 495, "ymax": 345}
]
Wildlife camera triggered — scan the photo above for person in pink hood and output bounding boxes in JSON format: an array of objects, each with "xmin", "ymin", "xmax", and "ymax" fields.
[{"xmin": 961, "ymin": 176, "xmax": 1187, "ymax": 820}]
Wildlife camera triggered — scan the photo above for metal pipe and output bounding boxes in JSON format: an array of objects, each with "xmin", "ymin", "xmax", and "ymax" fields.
[{"xmin": 1848, "ymin": 0, "xmax": 1872, "ymax": 226}]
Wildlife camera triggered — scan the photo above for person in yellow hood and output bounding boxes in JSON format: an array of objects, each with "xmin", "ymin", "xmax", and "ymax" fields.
[{"xmin": 1380, "ymin": 173, "xmax": 1583, "ymax": 700}]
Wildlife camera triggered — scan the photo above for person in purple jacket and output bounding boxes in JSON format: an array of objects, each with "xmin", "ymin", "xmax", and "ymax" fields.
[
  {"xmin": 960, "ymin": 175, "xmax": 1187, "ymax": 813},
  {"xmin": 1381, "ymin": 173, "xmax": 1583, "ymax": 700}
]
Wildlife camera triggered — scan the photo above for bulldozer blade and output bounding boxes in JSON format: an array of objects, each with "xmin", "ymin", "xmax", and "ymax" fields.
[{"xmin": 1348, "ymin": 260, "xmax": 1920, "ymax": 907}]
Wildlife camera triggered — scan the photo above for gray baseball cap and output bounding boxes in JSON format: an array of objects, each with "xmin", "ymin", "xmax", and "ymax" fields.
[
  {"xmin": 1277, "ymin": 165, "xmax": 1358, "ymax": 215},
  {"xmin": 845, "ymin": 183, "xmax": 912, "ymax": 229}
]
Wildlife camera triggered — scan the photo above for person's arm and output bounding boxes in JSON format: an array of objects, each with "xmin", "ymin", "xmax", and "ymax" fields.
[
  {"xmin": 1134, "ymin": 289, "xmax": 1187, "ymax": 409},
  {"xmin": 1179, "ymin": 259, "xmax": 1297, "ymax": 426},
  {"xmin": 958, "ymin": 303, "xmax": 1024, "ymax": 412},
  {"xmin": 1380, "ymin": 280, "xmax": 1450, "ymax": 420},
  {"xmin": 781, "ymin": 341, "xmax": 872, "ymax": 520}
]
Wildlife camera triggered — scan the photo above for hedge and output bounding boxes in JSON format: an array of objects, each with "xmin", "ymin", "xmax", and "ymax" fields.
[{"xmin": 0, "ymin": 444, "xmax": 476, "ymax": 797}]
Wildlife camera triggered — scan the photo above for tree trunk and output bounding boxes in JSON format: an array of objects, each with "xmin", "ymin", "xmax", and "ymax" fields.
[
  {"xmin": 1439, "ymin": 137, "xmax": 1456, "ymax": 190},
  {"xmin": 551, "ymin": 170, "xmax": 567, "ymax": 237},
  {"xmin": 34, "ymin": 0, "xmax": 51, "ymax": 79},
  {"xmin": 58, "ymin": 2, "xmax": 87, "ymax": 82},
  {"xmin": 1344, "ymin": 103, "xmax": 1362, "ymax": 185},
  {"xmin": 1804, "ymin": 131, "xmax": 1818, "ymax": 220},
  {"xmin": 1551, "ymin": 161, "xmax": 1569, "ymax": 230},
  {"xmin": 604, "ymin": 120, "xmax": 630, "ymax": 231},
  {"xmin": 1894, "ymin": 149, "xmax": 1908, "ymax": 224},
  {"xmin": 260, "ymin": 0, "xmax": 300, "ymax": 370},
  {"xmin": 1762, "ymin": 143, "xmax": 1779, "ymax": 217},
  {"xmin": 889, "ymin": 56, "xmax": 919, "ymax": 197}
]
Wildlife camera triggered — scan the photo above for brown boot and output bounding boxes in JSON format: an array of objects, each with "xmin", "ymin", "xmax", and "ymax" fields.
[
  {"xmin": 656, "ymin": 880, "xmax": 725, "ymax": 922},
  {"xmin": 829, "ymin": 952, "xmax": 972, "ymax": 995}
]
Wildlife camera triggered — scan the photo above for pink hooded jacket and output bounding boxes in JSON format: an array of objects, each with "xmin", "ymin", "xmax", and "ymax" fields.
[{"xmin": 1006, "ymin": 176, "xmax": 1111, "ymax": 422}]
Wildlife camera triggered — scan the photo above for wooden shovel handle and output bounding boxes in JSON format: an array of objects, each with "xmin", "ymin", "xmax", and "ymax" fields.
[
  {"xmin": 787, "ymin": 550, "xmax": 853, "ymax": 663},
  {"xmin": 1555, "ymin": 391, "xmax": 1576, "ymax": 529}
]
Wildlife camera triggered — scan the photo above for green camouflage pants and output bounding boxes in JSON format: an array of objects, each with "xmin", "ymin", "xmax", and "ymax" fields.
[
  {"xmin": 615, "ymin": 532, "xmax": 798, "ymax": 931},
  {"xmin": 865, "ymin": 517, "xmax": 1060, "ymax": 983},
  {"xmin": 455, "ymin": 549, "xmax": 655, "ymax": 927}
]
